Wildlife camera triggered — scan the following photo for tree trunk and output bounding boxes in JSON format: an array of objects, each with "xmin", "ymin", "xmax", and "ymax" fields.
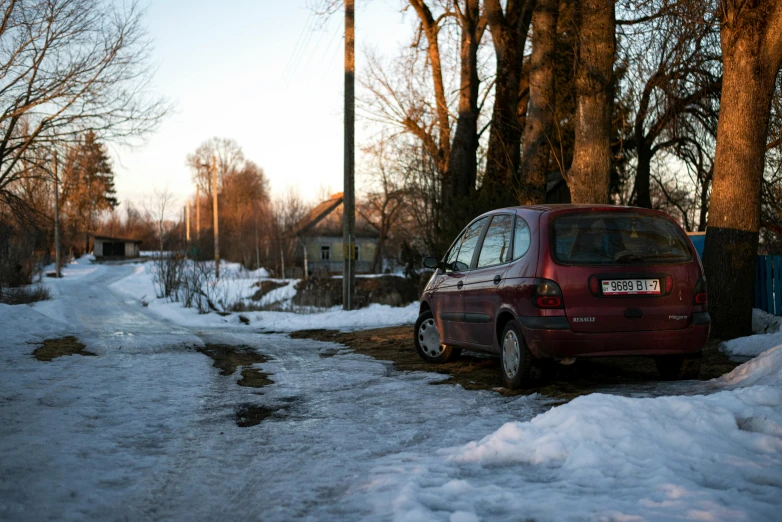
[
  {"xmin": 635, "ymin": 142, "xmax": 652, "ymax": 208},
  {"xmin": 697, "ymin": 169, "xmax": 711, "ymax": 232},
  {"xmin": 484, "ymin": 0, "xmax": 534, "ymax": 207},
  {"xmin": 518, "ymin": 0, "xmax": 559, "ymax": 205},
  {"xmin": 703, "ymin": 0, "xmax": 782, "ymax": 340},
  {"xmin": 449, "ymin": 0, "xmax": 482, "ymax": 201},
  {"xmin": 566, "ymin": 0, "xmax": 615, "ymax": 204}
]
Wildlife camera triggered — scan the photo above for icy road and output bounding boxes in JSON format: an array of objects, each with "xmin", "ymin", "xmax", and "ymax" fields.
[{"xmin": 1, "ymin": 259, "xmax": 781, "ymax": 521}]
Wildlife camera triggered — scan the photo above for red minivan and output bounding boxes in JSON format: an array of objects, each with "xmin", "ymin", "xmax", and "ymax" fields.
[{"xmin": 415, "ymin": 205, "xmax": 710, "ymax": 388}]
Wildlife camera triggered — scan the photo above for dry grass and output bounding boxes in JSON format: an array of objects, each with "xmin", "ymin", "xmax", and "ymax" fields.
[
  {"xmin": 289, "ymin": 327, "xmax": 739, "ymax": 401},
  {"xmin": 33, "ymin": 336, "xmax": 95, "ymax": 362}
]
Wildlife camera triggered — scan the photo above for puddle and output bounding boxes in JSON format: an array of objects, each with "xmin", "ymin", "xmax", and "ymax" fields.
[
  {"xmin": 235, "ymin": 404, "xmax": 285, "ymax": 427},
  {"xmin": 197, "ymin": 344, "xmax": 273, "ymax": 388},
  {"xmin": 33, "ymin": 336, "xmax": 96, "ymax": 362}
]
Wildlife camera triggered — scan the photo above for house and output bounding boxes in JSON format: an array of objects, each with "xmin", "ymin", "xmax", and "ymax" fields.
[
  {"xmin": 295, "ymin": 193, "xmax": 379, "ymax": 275},
  {"xmin": 92, "ymin": 235, "xmax": 142, "ymax": 259}
]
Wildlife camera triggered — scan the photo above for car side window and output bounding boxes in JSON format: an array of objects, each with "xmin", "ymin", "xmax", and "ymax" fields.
[
  {"xmin": 443, "ymin": 233, "xmax": 463, "ymax": 273},
  {"xmin": 477, "ymin": 214, "xmax": 513, "ymax": 268},
  {"xmin": 453, "ymin": 218, "xmax": 488, "ymax": 271},
  {"xmin": 512, "ymin": 216, "xmax": 531, "ymax": 260}
]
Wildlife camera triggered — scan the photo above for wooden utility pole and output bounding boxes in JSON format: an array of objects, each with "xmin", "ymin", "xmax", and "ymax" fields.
[
  {"xmin": 212, "ymin": 156, "xmax": 220, "ymax": 278},
  {"xmin": 53, "ymin": 152, "xmax": 61, "ymax": 278},
  {"xmin": 343, "ymin": 0, "xmax": 356, "ymax": 310},
  {"xmin": 196, "ymin": 185, "xmax": 201, "ymax": 241}
]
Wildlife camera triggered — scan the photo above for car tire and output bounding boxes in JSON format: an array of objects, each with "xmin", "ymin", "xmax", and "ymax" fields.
[
  {"xmin": 655, "ymin": 352, "xmax": 702, "ymax": 380},
  {"xmin": 414, "ymin": 310, "xmax": 461, "ymax": 363},
  {"xmin": 500, "ymin": 320, "xmax": 533, "ymax": 389}
]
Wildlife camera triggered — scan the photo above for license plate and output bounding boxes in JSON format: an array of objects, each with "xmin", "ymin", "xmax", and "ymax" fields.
[{"xmin": 602, "ymin": 279, "xmax": 660, "ymax": 295}]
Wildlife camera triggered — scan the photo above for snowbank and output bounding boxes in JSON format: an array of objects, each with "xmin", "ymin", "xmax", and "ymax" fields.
[
  {"xmin": 110, "ymin": 260, "xmax": 418, "ymax": 332},
  {"xmin": 346, "ymin": 327, "xmax": 782, "ymax": 521},
  {"xmin": 753, "ymin": 308, "xmax": 782, "ymax": 334},
  {"xmin": 721, "ymin": 309, "xmax": 782, "ymax": 358}
]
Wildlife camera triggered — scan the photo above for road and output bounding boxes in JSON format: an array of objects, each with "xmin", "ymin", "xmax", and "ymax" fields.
[{"xmin": 0, "ymin": 262, "xmax": 549, "ymax": 521}]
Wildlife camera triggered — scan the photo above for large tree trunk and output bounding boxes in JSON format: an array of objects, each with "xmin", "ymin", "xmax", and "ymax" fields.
[
  {"xmin": 635, "ymin": 142, "xmax": 652, "ymax": 208},
  {"xmin": 703, "ymin": 0, "xmax": 782, "ymax": 340},
  {"xmin": 566, "ymin": 0, "xmax": 615, "ymax": 204},
  {"xmin": 483, "ymin": 0, "xmax": 535, "ymax": 207},
  {"xmin": 518, "ymin": 0, "xmax": 559, "ymax": 205},
  {"xmin": 449, "ymin": 0, "xmax": 482, "ymax": 201}
]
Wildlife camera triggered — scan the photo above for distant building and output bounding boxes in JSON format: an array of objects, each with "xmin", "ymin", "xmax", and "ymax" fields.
[
  {"xmin": 92, "ymin": 235, "xmax": 142, "ymax": 259},
  {"xmin": 295, "ymin": 193, "xmax": 379, "ymax": 275}
]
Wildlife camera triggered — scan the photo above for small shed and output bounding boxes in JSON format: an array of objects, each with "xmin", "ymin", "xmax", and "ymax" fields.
[
  {"xmin": 92, "ymin": 235, "xmax": 142, "ymax": 259},
  {"xmin": 295, "ymin": 192, "xmax": 380, "ymax": 275}
]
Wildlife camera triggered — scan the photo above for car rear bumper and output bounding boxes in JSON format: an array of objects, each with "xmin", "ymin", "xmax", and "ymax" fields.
[{"xmin": 518, "ymin": 314, "xmax": 710, "ymax": 358}]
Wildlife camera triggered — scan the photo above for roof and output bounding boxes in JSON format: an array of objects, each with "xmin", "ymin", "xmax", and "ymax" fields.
[
  {"xmin": 92, "ymin": 235, "xmax": 143, "ymax": 243},
  {"xmin": 295, "ymin": 192, "xmax": 344, "ymax": 235},
  {"xmin": 295, "ymin": 192, "xmax": 379, "ymax": 238}
]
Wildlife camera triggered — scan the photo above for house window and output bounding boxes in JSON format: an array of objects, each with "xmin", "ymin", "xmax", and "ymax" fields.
[{"xmin": 320, "ymin": 245, "xmax": 331, "ymax": 260}]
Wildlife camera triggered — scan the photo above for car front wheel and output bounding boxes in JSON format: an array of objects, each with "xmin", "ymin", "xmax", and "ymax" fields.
[{"xmin": 414, "ymin": 310, "xmax": 460, "ymax": 363}]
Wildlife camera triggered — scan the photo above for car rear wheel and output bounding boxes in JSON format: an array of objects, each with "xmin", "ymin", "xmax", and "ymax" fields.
[
  {"xmin": 414, "ymin": 310, "xmax": 460, "ymax": 363},
  {"xmin": 500, "ymin": 321, "xmax": 533, "ymax": 389},
  {"xmin": 655, "ymin": 352, "xmax": 702, "ymax": 380}
]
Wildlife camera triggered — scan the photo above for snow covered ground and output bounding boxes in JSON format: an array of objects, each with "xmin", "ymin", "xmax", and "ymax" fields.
[
  {"xmin": 110, "ymin": 258, "xmax": 419, "ymax": 332},
  {"xmin": 721, "ymin": 309, "xmax": 782, "ymax": 358},
  {"xmin": 1, "ymin": 259, "xmax": 781, "ymax": 521}
]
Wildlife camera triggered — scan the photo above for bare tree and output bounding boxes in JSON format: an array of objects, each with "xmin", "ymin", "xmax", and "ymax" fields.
[
  {"xmin": 483, "ymin": 0, "xmax": 535, "ymax": 206},
  {"xmin": 518, "ymin": 0, "xmax": 560, "ymax": 204},
  {"xmin": 0, "ymin": 0, "xmax": 168, "ymax": 215},
  {"xmin": 359, "ymin": 141, "xmax": 409, "ymax": 272},
  {"xmin": 186, "ymin": 138, "xmax": 246, "ymax": 197},
  {"xmin": 703, "ymin": 0, "xmax": 782, "ymax": 339},
  {"xmin": 146, "ymin": 187, "xmax": 176, "ymax": 256},
  {"xmin": 566, "ymin": 0, "xmax": 616, "ymax": 203}
]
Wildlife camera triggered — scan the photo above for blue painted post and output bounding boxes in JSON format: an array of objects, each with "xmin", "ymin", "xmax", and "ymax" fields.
[
  {"xmin": 756, "ymin": 256, "xmax": 762, "ymax": 309},
  {"xmin": 774, "ymin": 256, "xmax": 782, "ymax": 316},
  {"xmin": 758, "ymin": 256, "xmax": 768, "ymax": 312},
  {"xmin": 767, "ymin": 256, "xmax": 774, "ymax": 314}
]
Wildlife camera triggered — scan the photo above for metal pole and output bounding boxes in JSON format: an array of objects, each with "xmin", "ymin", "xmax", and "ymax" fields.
[
  {"xmin": 343, "ymin": 0, "xmax": 355, "ymax": 310},
  {"xmin": 212, "ymin": 156, "xmax": 220, "ymax": 278},
  {"xmin": 53, "ymin": 152, "xmax": 61, "ymax": 278}
]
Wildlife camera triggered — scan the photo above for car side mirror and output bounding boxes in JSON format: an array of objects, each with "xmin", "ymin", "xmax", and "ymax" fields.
[{"xmin": 422, "ymin": 256, "xmax": 440, "ymax": 269}]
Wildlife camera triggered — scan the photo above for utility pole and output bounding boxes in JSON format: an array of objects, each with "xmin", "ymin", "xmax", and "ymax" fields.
[
  {"xmin": 343, "ymin": 0, "xmax": 356, "ymax": 311},
  {"xmin": 196, "ymin": 185, "xmax": 201, "ymax": 241},
  {"xmin": 212, "ymin": 156, "xmax": 220, "ymax": 278},
  {"xmin": 53, "ymin": 152, "xmax": 61, "ymax": 278}
]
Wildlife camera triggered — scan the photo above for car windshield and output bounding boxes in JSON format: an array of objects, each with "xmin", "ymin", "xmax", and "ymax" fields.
[{"xmin": 552, "ymin": 212, "xmax": 692, "ymax": 265}]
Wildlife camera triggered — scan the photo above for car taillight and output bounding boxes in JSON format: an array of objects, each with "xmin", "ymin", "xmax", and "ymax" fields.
[
  {"xmin": 665, "ymin": 275, "xmax": 674, "ymax": 293},
  {"xmin": 532, "ymin": 278, "xmax": 564, "ymax": 309},
  {"xmin": 588, "ymin": 276, "xmax": 599, "ymax": 295},
  {"xmin": 694, "ymin": 276, "xmax": 707, "ymax": 305}
]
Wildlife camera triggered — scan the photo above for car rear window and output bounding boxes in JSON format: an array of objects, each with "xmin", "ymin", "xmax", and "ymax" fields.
[{"xmin": 552, "ymin": 212, "xmax": 692, "ymax": 265}]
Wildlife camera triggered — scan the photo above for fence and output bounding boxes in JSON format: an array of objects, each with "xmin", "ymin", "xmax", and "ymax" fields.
[{"xmin": 755, "ymin": 255, "xmax": 782, "ymax": 316}]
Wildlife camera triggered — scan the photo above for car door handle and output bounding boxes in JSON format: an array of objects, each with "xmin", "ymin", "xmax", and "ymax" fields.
[
  {"xmin": 457, "ymin": 280, "xmax": 464, "ymax": 289},
  {"xmin": 493, "ymin": 275, "xmax": 502, "ymax": 285}
]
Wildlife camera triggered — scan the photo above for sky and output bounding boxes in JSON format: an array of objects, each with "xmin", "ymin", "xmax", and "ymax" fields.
[{"xmin": 112, "ymin": 0, "xmax": 412, "ymax": 213}]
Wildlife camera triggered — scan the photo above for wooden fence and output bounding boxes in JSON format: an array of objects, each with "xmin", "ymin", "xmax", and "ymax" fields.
[{"xmin": 755, "ymin": 255, "xmax": 782, "ymax": 316}]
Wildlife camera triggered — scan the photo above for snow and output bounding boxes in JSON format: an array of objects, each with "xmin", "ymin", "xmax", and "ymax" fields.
[
  {"xmin": 109, "ymin": 259, "xmax": 418, "ymax": 332},
  {"xmin": 721, "ymin": 309, "xmax": 782, "ymax": 358},
  {"xmin": 753, "ymin": 308, "xmax": 782, "ymax": 334},
  {"xmin": 2, "ymin": 260, "xmax": 782, "ymax": 520}
]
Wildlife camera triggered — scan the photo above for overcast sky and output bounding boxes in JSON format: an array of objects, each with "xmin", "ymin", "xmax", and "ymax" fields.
[{"xmin": 112, "ymin": 0, "xmax": 411, "ymax": 211}]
